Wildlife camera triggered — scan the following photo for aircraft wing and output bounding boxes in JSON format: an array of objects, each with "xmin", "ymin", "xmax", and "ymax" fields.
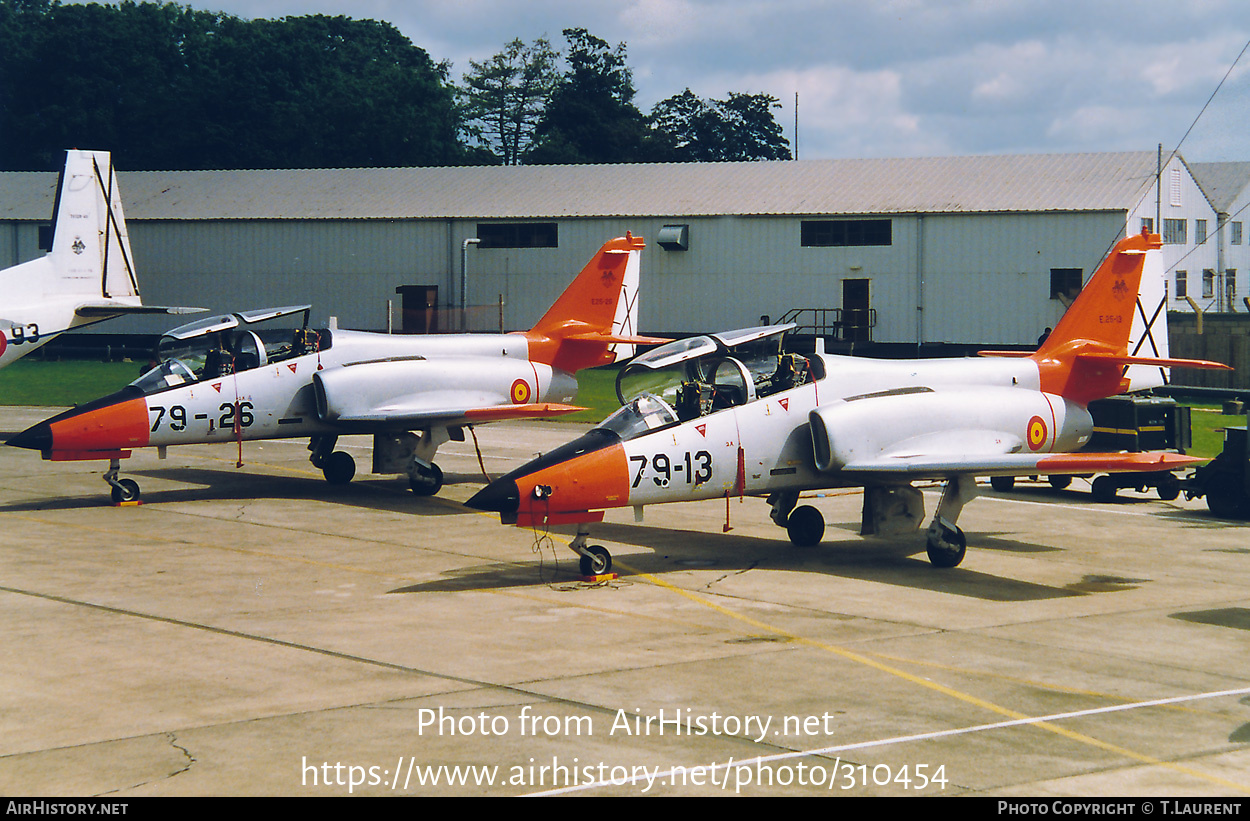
[
  {"xmin": 76, "ymin": 302, "xmax": 205, "ymax": 318},
  {"xmin": 326, "ymin": 402, "xmax": 586, "ymax": 428},
  {"xmin": 841, "ymin": 450, "xmax": 1204, "ymax": 480},
  {"xmin": 561, "ymin": 332, "xmax": 671, "ymax": 345}
]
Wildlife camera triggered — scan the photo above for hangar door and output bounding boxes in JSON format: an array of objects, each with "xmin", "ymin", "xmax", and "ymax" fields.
[
  {"xmin": 396, "ymin": 285, "xmax": 439, "ymax": 333},
  {"xmin": 842, "ymin": 278, "xmax": 873, "ymax": 342}
]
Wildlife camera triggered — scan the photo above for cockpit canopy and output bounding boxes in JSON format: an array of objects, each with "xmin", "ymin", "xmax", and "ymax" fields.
[
  {"xmin": 131, "ymin": 305, "xmax": 325, "ymax": 396},
  {"xmin": 614, "ymin": 324, "xmax": 820, "ymax": 421},
  {"xmin": 594, "ymin": 392, "xmax": 680, "ymax": 440}
]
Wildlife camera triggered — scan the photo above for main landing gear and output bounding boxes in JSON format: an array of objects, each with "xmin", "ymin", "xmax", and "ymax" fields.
[
  {"xmin": 309, "ymin": 430, "xmax": 450, "ymax": 496},
  {"xmin": 923, "ymin": 475, "xmax": 976, "ymax": 568},
  {"xmin": 768, "ymin": 479, "xmax": 974, "ymax": 568},
  {"xmin": 310, "ymin": 435, "xmax": 356, "ymax": 484},
  {"xmin": 768, "ymin": 491, "xmax": 825, "ymax": 547}
]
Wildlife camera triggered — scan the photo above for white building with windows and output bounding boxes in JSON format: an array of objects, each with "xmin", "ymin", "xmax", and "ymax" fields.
[
  {"xmin": 1189, "ymin": 162, "xmax": 1250, "ymax": 313},
  {"xmin": 0, "ymin": 151, "xmax": 1234, "ymax": 348}
]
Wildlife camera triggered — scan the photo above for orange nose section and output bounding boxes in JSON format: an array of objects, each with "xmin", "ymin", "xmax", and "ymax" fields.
[
  {"xmin": 513, "ymin": 442, "xmax": 631, "ymax": 526},
  {"xmin": 49, "ymin": 396, "xmax": 151, "ymax": 453}
]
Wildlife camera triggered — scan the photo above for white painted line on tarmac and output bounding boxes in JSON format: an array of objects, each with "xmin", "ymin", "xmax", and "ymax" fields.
[{"xmin": 529, "ymin": 684, "xmax": 1250, "ymax": 796}]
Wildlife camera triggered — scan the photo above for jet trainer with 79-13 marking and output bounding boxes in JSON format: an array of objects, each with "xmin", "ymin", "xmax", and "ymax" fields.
[
  {"xmin": 468, "ymin": 228, "xmax": 1230, "ymax": 572},
  {"xmin": 8, "ymin": 233, "xmax": 660, "ymax": 503}
]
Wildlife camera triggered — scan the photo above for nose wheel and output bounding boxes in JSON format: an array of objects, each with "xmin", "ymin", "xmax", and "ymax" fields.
[
  {"xmin": 579, "ymin": 545, "xmax": 612, "ymax": 576},
  {"xmin": 570, "ymin": 527, "xmax": 613, "ymax": 577},
  {"xmin": 104, "ymin": 459, "xmax": 141, "ymax": 504}
]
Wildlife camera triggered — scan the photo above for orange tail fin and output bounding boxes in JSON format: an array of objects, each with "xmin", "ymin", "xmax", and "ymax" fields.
[
  {"xmin": 525, "ymin": 233, "xmax": 663, "ymax": 373},
  {"xmin": 1033, "ymin": 228, "xmax": 1228, "ymax": 404}
]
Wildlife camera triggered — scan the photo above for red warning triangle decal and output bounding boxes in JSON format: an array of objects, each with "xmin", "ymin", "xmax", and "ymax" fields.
[
  {"xmin": 211, "ymin": 382, "xmax": 222, "ymax": 393},
  {"xmin": 287, "ymin": 363, "xmax": 298, "ymax": 374},
  {"xmin": 696, "ymin": 424, "xmax": 706, "ymax": 437},
  {"xmin": 779, "ymin": 398, "xmax": 789, "ymax": 411}
]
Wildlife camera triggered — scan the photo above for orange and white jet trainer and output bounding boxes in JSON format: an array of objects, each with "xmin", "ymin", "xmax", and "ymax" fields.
[
  {"xmin": 467, "ymin": 228, "xmax": 1229, "ymax": 572},
  {"xmin": 0, "ymin": 149, "xmax": 201, "ymax": 370},
  {"xmin": 9, "ymin": 233, "xmax": 659, "ymax": 503}
]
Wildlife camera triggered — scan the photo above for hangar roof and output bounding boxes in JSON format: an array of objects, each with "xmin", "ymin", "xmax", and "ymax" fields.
[
  {"xmin": 1, "ymin": 151, "xmax": 1166, "ymax": 221},
  {"xmin": 1190, "ymin": 161, "xmax": 1250, "ymax": 213}
]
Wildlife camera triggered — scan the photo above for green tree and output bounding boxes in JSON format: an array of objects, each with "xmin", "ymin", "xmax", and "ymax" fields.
[
  {"xmin": 525, "ymin": 28, "xmax": 653, "ymax": 164},
  {"xmin": 460, "ymin": 37, "xmax": 558, "ymax": 165},
  {"xmin": 649, "ymin": 89, "xmax": 791, "ymax": 162},
  {"xmin": 0, "ymin": 1, "xmax": 466, "ymax": 170}
]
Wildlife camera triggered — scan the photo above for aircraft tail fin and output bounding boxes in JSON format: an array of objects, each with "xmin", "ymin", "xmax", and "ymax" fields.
[
  {"xmin": 45, "ymin": 150, "xmax": 142, "ymax": 305},
  {"xmin": 1033, "ymin": 228, "xmax": 1227, "ymax": 405},
  {"xmin": 525, "ymin": 233, "xmax": 664, "ymax": 373}
]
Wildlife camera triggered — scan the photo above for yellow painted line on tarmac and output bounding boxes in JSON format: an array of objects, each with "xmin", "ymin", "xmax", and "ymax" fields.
[
  {"xmin": 14, "ymin": 456, "xmax": 1244, "ymax": 791},
  {"xmin": 611, "ymin": 555, "xmax": 1250, "ymax": 793}
]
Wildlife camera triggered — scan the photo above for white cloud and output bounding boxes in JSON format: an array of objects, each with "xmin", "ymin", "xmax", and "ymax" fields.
[
  {"xmin": 92, "ymin": 0, "xmax": 1250, "ymax": 160},
  {"xmin": 738, "ymin": 65, "xmax": 928, "ymax": 158}
]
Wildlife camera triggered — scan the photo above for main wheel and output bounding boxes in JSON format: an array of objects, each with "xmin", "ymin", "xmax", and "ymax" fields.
[
  {"xmin": 1048, "ymin": 475, "xmax": 1072, "ymax": 490},
  {"xmin": 579, "ymin": 545, "xmax": 612, "ymax": 576},
  {"xmin": 990, "ymin": 475, "xmax": 1015, "ymax": 492},
  {"xmin": 409, "ymin": 462, "xmax": 444, "ymax": 496},
  {"xmin": 926, "ymin": 525, "xmax": 967, "ymax": 568},
  {"xmin": 110, "ymin": 478, "xmax": 141, "ymax": 504},
  {"xmin": 786, "ymin": 505, "xmax": 824, "ymax": 547},
  {"xmin": 322, "ymin": 451, "xmax": 356, "ymax": 485},
  {"xmin": 1091, "ymin": 475, "xmax": 1117, "ymax": 503}
]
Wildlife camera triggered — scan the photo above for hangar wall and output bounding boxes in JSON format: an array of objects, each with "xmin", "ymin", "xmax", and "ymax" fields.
[
  {"xmin": 62, "ymin": 210, "xmax": 1133, "ymax": 346},
  {"xmin": 1, "ymin": 152, "xmax": 1232, "ymax": 349}
]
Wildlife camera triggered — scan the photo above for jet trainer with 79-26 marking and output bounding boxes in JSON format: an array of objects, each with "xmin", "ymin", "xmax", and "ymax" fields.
[
  {"xmin": 468, "ymin": 228, "xmax": 1230, "ymax": 572},
  {"xmin": 9, "ymin": 233, "xmax": 660, "ymax": 503}
]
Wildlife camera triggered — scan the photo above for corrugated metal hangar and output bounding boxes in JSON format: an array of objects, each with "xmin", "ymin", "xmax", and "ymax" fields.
[{"xmin": 2, "ymin": 151, "xmax": 1247, "ymax": 347}]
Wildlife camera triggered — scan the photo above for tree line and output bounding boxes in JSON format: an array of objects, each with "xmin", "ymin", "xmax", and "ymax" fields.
[{"xmin": 0, "ymin": 1, "xmax": 791, "ymax": 171}]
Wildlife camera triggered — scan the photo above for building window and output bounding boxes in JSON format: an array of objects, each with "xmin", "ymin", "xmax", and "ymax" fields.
[
  {"xmin": 1169, "ymin": 168, "xmax": 1182, "ymax": 206},
  {"xmin": 1140, "ymin": 217, "xmax": 1154, "ymax": 234},
  {"xmin": 476, "ymin": 222, "xmax": 558, "ymax": 249},
  {"xmin": 801, "ymin": 219, "xmax": 892, "ymax": 247},
  {"xmin": 1050, "ymin": 268, "xmax": 1083, "ymax": 300},
  {"xmin": 1196, "ymin": 219, "xmax": 1208, "ymax": 245},
  {"xmin": 1233, "ymin": 222, "xmax": 1244, "ymax": 245},
  {"xmin": 1203, "ymin": 269, "xmax": 1215, "ymax": 298},
  {"xmin": 1176, "ymin": 270, "xmax": 1187, "ymax": 299},
  {"xmin": 1163, "ymin": 218, "xmax": 1187, "ymax": 245},
  {"xmin": 1227, "ymin": 269, "xmax": 1237, "ymax": 301}
]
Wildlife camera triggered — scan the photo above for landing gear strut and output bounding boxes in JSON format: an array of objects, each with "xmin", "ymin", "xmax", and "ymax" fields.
[
  {"xmin": 570, "ymin": 525, "xmax": 613, "ymax": 576},
  {"xmin": 925, "ymin": 474, "xmax": 976, "ymax": 568},
  {"xmin": 104, "ymin": 457, "xmax": 141, "ymax": 503}
]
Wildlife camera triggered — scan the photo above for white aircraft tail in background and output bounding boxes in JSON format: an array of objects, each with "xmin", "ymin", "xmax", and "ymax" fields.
[{"xmin": 0, "ymin": 149, "xmax": 201, "ymax": 369}]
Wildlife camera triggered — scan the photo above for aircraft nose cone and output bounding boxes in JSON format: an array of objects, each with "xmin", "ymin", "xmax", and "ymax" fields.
[
  {"xmin": 466, "ymin": 478, "xmax": 520, "ymax": 514},
  {"xmin": 7, "ymin": 420, "xmax": 52, "ymax": 452}
]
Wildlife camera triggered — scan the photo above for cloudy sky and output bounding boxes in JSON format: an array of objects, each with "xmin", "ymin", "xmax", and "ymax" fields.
[{"xmin": 189, "ymin": 0, "xmax": 1248, "ymax": 161}]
